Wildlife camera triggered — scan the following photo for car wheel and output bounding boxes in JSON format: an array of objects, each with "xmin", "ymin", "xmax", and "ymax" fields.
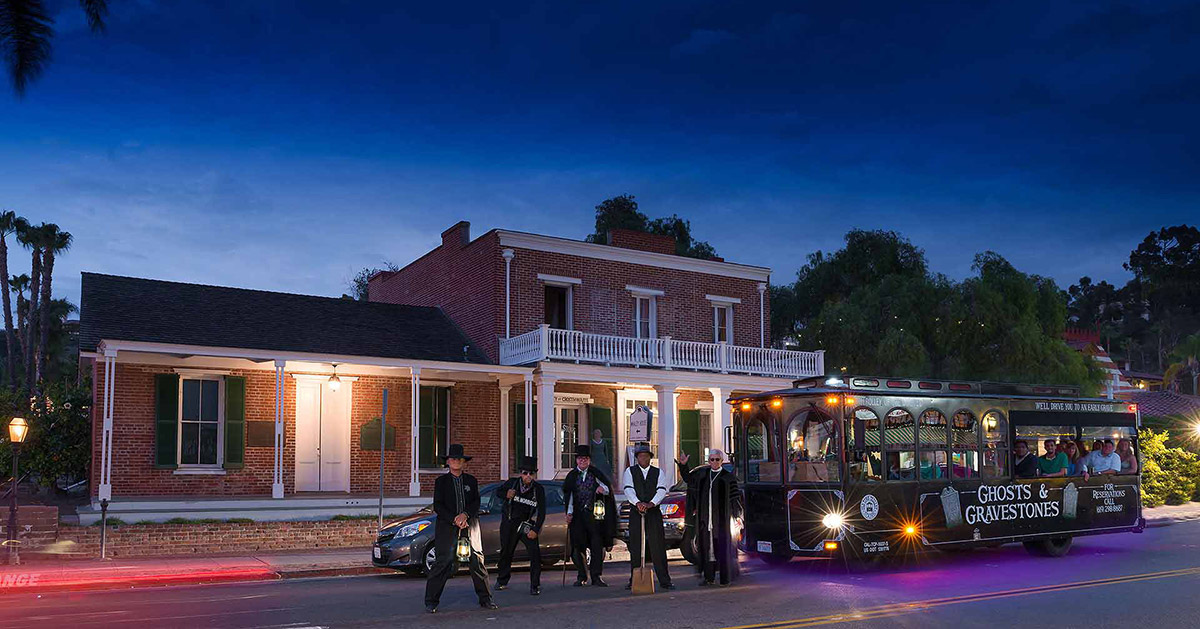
[
  {"xmin": 423, "ymin": 545, "xmax": 438, "ymax": 575},
  {"xmin": 1024, "ymin": 536, "xmax": 1072, "ymax": 557},
  {"xmin": 680, "ymin": 529, "xmax": 699, "ymax": 565}
]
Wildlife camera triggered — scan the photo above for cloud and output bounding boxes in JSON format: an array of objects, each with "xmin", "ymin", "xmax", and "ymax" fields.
[{"xmin": 670, "ymin": 29, "xmax": 736, "ymax": 58}]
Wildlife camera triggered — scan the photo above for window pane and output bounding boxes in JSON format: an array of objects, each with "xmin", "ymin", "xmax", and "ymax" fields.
[
  {"xmin": 200, "ymin": 424, "xmax": 218, "ymax": 465},
  {"xmin": 981, "ymin": 411, "xmax": 1008, "ymax": 478},
  {"xmin": 745, "ymin": 418, "xmax": 780, "ymax": 483},
  {"xmin": 182, "ymin": 380, "xmax": 200, "ymax": 421},
  {"xmin": 851, "ymin": 407, "xmax": 882, "ymax": 482},
  {"xmin": 952, "ymin": 450, "xmax": 980, "ymax": 479},
  {"xmin": 951, "ymin": 410, "xmax": 978, "ymax": 447},
  {"xmin": 885, "ymin": 451, "xmax": 918, "ymax": 481},
  {"xmin": 884, "ymin": 409, "xmax": 915, "ymax": 447},
  {"xmin": 786, "ymin": 411, "xmax": 839, "ymax": 482},
  {"xmin": 180, "ymin": 422, "xmax": 200, "ymax": 465},
  {"xmin": 201, "ymin": 380, "xmax": 219, "ymax": 422},
  {"xmin": 918, "ymin": 410, "xmax": 946, "ymax": 447},
  {"xmin": 918, "ymin": 450, "xmax": 945, "ymax": 480},
  {"xmin": 545, "ymin": 286, "xmax": 568, "ymax": 329}
]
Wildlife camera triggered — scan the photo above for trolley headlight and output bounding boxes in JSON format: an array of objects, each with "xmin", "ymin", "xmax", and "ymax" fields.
[{"xmin": 822, "ymin": 513, "xmax": 843, "ymax": 529}]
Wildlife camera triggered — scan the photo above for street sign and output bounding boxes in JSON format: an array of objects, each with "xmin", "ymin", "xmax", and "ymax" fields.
[{"xmin": 629, "ymin": 405, "xmax": 654, "ymax": 442}]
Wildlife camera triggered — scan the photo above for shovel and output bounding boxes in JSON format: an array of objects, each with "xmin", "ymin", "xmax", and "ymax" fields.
[{"xmin": 631, "ymin": 508, "xmax": 655, "ymax": 595}]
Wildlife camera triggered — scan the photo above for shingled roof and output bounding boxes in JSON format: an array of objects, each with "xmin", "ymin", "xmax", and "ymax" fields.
[
  {"xmin": 79, "ymin": 273, "xmax": 491, "ymax": 364},
  {"xmin": 1125, "ymin": 391, "xmax": 1200, "ymax": 419}
]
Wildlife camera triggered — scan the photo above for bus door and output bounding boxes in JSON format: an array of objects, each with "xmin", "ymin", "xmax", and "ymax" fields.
[
  {"xmin": 737, "ymin": 405, "xmax": 788, "ymax": 552},
  {"xmin": 783, "ymin": 406, "xmax": 845, "ymax": 552}
]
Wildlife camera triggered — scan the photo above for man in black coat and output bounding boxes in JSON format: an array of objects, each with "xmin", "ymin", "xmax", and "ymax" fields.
[
  {"xmin": 562, "ymin": 444, "xmax": 617, "ymax": 586},
  {"xmin": 424, "ymin": 444, "xmax": 496, "ymax": 614},
  {"xmin": 676, "ymin": 450, "xmax": 743, "ymax": 586},
  {"xmin": 494, "ymin": 456, "xmax": 547, "ymax": 595}
]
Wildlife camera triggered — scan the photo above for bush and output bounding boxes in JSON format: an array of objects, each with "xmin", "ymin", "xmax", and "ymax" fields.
[{"xmin": 1139, "ymin": 429, "xmax": 1200, "ymax": 507}]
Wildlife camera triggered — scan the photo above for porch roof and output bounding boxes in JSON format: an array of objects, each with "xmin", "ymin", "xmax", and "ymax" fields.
[{"xmin": 79, "ymin": 272, "xmax": 492, "ymax": 364}]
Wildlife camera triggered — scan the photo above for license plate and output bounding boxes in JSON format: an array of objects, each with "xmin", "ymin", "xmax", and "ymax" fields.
[
  {"xmin": 757, "ymin": 541, "xmax": 772, "ymax": 553},
  {"xmin": 373, "ymin": 546, "xmax": 382, "ymax": 559}
]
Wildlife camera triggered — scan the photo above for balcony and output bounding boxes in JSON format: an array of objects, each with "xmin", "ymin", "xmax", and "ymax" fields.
[{"xmin": 499, "ymin": 324, "xmax": 825, "ymax": 379}]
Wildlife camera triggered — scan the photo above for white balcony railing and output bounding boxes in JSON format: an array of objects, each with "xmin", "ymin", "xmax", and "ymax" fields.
[{"xmin": 499, "ymin": 324, "xmax": 825, "ymax": 379}]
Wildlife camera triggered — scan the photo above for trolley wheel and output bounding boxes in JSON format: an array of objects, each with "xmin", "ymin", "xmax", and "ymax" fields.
[
  {"xmin": 1024, "ymin": 536, "xmax": 1073, "ymax": 557},
  {"xmin": 680, "ymin": 529, "xmax": 699, "ymax": 566},
  {"xmin": 757, "ymin": 550, "xmax": 793, "ymax": 566}
]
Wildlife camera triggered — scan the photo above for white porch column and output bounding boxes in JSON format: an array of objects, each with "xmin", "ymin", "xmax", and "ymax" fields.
[
  {"xmin": 536, "ymin": 376, "xmax": 557, "ymax": 481},
  {"xmin": 409, "ymin": 367, "xmax": 422, "ymax": 496},
  {"xmin": 98, "ymin": 348, "xmax": 117, "ymax": 501},
  {"xmin": 708, "ymin": 386, "xmax": 731, "ymax": 454},
  {"xmin": 757, "ymin": 282, "xmax": 767, "ymax": 348},
  {"xmin": 499, "ymin": 383, "xmax": 512, "ymax": 480},
  {"xmin": 655, "ymin": 383, "xmax": 678, "ymax": 487},
  {"xmin": 272, "ymin": 360, "xmax": 286, "ymax": 499},
  {"xmin": 503, "ymin": 248, "xmax": 515, "ymax": 338},
  {"xmin": 523, "ymin": 375, "xmax": 533, "ymax": 456}
]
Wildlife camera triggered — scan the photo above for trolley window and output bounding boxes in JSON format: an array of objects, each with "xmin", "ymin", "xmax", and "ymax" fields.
[
  {"xmin": 981, "ymin": 411, "xmax": 1008, "ymax": 478},
  {"xmin": 850, "ymin": 407, "xmax": 882, "ymax": 482},
  {"xmin": 884, "ymin": 408, "xmax": 917, "ymax": 481},
  {"xmin": 746, "ymin": 416, "xmax": 781, "ymax": 483},
  {"xmin": 785, "ymin": 410, "xmax": 840, "ymax": 483},
  {"xmin": 918, "ymin": 409, "xmax": 947, "ymax": 481},
  {"xmin": 950, "ymin": 409, "xmax": 980, "ymax": 479}
]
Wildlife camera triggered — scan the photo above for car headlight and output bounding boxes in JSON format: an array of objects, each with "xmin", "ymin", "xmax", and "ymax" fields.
[
  {"xmin": 822, "ymin": 513, "xmax": 843, "ymax": 529},
  {"xmin": 660, "ymin": 503, "xmax": 680, "ymax": 517},
  {"xmin": 397, "ymin": 520, "xmax": 431, "ymax": 538}
]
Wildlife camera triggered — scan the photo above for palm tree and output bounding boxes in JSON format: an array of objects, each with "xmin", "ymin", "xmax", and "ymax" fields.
[
  {"xmin": 0, "ymin": 211, "xmax": 19, "ymax": 391},
  {"xmin": 0, "ymin": 1, "xmax": 108, "ymax": 96},
  {"xmin": 16, "ymin": 220, "xmax": 42, "ymax": 396},
  {"xmin": 10, "ymin": 273, "xmax": 29, "ymax": 364},
  {"xmin": 37, "ymin": 224, "xmax": 71, "ymax": 384}
]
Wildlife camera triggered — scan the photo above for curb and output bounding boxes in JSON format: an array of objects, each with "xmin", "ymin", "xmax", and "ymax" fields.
[
  {"xmin": 278, "ymin": 565, "xmax": 393, "ymax": 580},
  {"xmin": 1, "ymin": 567, "xmax": 281, "ymax": 595},
  {"xmin": 1145, "ymin": 515, "xmax": 1200, "ymax": 529}
]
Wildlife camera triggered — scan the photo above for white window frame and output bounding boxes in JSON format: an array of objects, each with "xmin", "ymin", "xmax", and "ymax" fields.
[
  {"xmin": 713, "ymin": 304, "xmax": 733, "ymax": 344},
  {"xmin": 177, "ymin": 375, "xmax": 225, "ymax": 469},
  {"xmin": 634, "ymin": 295, "xmax": 657, "ymax": 339},
  {"xmin": 540, "ymin": 274, "xmax": 579, "ymax": 331}
]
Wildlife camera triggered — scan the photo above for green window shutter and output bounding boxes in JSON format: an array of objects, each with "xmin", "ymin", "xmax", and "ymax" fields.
[
  {"xmin": 679, "ymin": 409, "xmax": 702, "ymax": 467},
  {"xmin": 154, "ymin": 373, "xmax": 180, "ymax": 469},
  {"xmin": 223, "ymin": 376, "xmax": 246, "ymax": 469},
  {"xmin": 513, "ymin": 403, "xmax": 537, "ymax": 461}
]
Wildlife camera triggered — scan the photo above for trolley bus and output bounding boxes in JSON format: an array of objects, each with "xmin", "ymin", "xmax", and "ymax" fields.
[{"xmin": 728, "ymin": 376, "xmax": 1144, "ymax": 565}]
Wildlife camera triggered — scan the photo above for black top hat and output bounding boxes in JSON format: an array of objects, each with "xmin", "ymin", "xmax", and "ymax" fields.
[
  {"xmin": 442, "ymin": 444, "xmax": 472, "ymax": 461},
  {"xmin": 633, "ymin": 443, "xmax": 654, "ymax": 457},
  {"xmin": 517, "ymin": 456, "xmax": 538, "ymax": 472},
  {"xmin": 573, "ymin": 444, "xmax": 592, "ymax": 458}
]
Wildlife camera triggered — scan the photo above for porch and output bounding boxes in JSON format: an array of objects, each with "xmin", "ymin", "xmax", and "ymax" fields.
[
  {"xmin": 76, "ymin": 492, "xmax": 432, "ymax": 525},
  {"xmin": 500, "ymin": 324, "xmax": 825, "ymax": 378}
]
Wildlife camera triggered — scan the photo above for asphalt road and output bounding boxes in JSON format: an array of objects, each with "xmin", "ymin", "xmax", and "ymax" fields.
[{"xmin": 7, "ymin": 521, "xmax": 1200, "ymax": 629}]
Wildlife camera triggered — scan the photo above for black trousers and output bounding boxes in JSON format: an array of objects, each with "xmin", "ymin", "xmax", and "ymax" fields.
[
  {"xmin": 497, "ymin": 524, "xmax": 541, "ymax": 588},
  {"xmin": 570, "ymin": 516, "xmax": 606, "ymax": 581},
  {"xmin": 628, "ymin": 508, "xmax": 672, "ymax": 587},
  {"xmin": 424, "ymin": 535, "xmax": 491, "ymax": 607},
  {"xmin": 699, "ymin": 524, "xmax": 733, "ymax": 584}
]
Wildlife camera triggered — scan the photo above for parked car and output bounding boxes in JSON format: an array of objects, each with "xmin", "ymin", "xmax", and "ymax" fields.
[{"xmin": 373, "ymin": 480, "xmax": 570, "ymax": 576}]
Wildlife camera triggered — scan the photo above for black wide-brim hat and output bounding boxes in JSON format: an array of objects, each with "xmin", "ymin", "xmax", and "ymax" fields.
[
  {"xmin": 633, "ymin": 443, "xmax": 654, "ymax": 457},
  {"xmin": 573, "ymin": 444, "xmax": 592, "ymax": 458},
  {"xmin": 517, "ymin": 456, "xmax": 538, "ymax": 472},
  {"xmin": 442, "ymin": 443, "xmax": 472, "ymax": 461}
]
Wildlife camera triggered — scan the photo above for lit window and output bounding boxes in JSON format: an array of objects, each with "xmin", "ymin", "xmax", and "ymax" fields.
[
  {"xmin": 634, "ymin": 295, "xmax": 656, "ymax": 339},
  {"xmin": 714, "ymin": 305, "xmax": 733, "ymax": 343}
]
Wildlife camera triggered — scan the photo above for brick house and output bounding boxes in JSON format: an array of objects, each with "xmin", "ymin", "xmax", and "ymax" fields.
[{"xmin": 78, "ymin": 223, "xmax": 823, "ymax": 522}]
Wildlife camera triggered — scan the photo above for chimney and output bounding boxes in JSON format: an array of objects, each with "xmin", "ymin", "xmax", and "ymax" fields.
[
  {"xmin": 441, "ymin": 221, "xmax": 471, "ymax": 249},
  {"xmin": 606, "ymin": 228, "xmax": 676, "ymax": 255}
]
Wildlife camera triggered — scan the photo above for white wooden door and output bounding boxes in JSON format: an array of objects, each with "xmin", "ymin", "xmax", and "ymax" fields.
[
  {"xmin": 294, "ymin": 380, "xmax": 322, "ymax": 492},
  {"xmin": 320, "ymin": 380, "xmax": 352, "ymax": 492},
  {"xmin": 293, "ymin": 378, "xmax": 353, "ymax": 492}
]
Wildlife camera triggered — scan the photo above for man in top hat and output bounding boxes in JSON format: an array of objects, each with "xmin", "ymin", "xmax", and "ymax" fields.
[
  {"xmin": 676, "ymin": 450, "xmax": 742, "ymax": 586},
  {"xmin": 623, "ymin": 443, "xmax": 674, "ymax": 590},
  {"xmin": 424, "ymin": 444, "xmax": 496, "ymax": 614},
  {"xmin": 494, "ymin": 455, "xmax": 547, "ymax": 595},
  {"xmin": 562, "ymin": 444, "xmax": 618, "ymax": 586}
]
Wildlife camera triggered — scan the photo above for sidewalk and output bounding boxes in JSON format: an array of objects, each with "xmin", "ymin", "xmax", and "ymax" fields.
[{"xmin": 1143, "ymin": 502, "xmax": 1200, "ymax": 527}]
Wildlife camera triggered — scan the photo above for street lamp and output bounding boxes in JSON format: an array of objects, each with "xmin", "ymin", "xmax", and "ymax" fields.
[{"xmin": 7, "ymin": 417, "xmax": 28, "ymax": 565}]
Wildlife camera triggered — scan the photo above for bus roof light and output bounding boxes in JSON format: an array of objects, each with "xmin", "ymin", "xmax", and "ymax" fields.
[
  {"xmin": 740, "ymin": 402, "xmax": 751, "ymax": 411},
  {"xmin": 771, "ymin": 399, "xmax": 783, "ymax": 409},
  {"xmin": 845, "ymin": 397, "xmax": 856, "ymax": 405},
  {"xmin": 825, "ymin": 396, "xmax": 839, "ymax": 405}
]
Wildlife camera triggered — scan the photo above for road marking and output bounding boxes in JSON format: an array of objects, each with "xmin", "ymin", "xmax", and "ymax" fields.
[{"xmin": 722, "ymin": 566, "xmax": 1200, "ymax": 629}]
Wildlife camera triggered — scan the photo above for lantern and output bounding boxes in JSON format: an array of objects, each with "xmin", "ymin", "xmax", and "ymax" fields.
[
  {"xmin": 456, "ymin": 534, "xmax": 471, "ymax": 561},
  {"xmin": 592, "ymin": 498, "xmax": 606, "ymax": 519}
]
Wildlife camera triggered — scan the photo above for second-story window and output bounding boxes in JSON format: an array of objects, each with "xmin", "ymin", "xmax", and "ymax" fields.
[
  {"xmin": 545, "ymin": 285, "xmax": 571, "ymax": 330},
  {"xmin": 714, "ymin": 304, "xmax": 733, "ymax": 343},
  {"xmin": 634, "ymin": 295, "xmax": 656, "ymax": 339}
]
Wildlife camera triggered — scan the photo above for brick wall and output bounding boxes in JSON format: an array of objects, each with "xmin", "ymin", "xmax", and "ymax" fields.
[
  {"xmin": 368, "ymin": 222, "xmax": 772, "ymax": 362},
  {"xmin": 54, "ymin": 520, "xmax": 379, "ymax": 558},
  {"xmin": 92, "ymin": 362, "xmax": 504, "ymax": 498},
  {"xmin": 0, "ymin": 506, "xmax": 58, "ymax": 550}
]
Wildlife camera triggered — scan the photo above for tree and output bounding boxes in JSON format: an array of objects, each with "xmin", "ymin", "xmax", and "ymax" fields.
[
  {"xmin": 345, "ymin": 262, "xmax": 399, "ymax": 301},
  {"xmin": 0, "ymin": 0, "xmax": 107, "ymax": 96},
  {"xmin": 584, "ymin": 195, "xmax": 719, "ymax": 259},
  {"xmin": 10, "ymin": 273, "xmax": 29, "ymax": 363},
  {"xmin": 35, "ymin": 223, "xmax": 70, "ymax": 385},
  {"xmin": 15, "ymin": 219, "xmax": 40, "ymax": 396},
  {"xmin": 0, "ymin": 211, "xmax": 19, "ymax": 391}
]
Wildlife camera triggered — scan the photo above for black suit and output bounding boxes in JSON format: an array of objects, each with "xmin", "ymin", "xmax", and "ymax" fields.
[
  {"xmin": 677, "ymin": 460, "xmax": 743, "ymax": 584},
  {"xmin": 495, "ymin": 478, "xmax": 547, "ymax": 588},
  {"xmin": 562, "ymin": 466, "xmax": 617, "ymax": 582},
  {"xmin": 424, "ymin": 471, "xmax": 492, "ymax": 607}
]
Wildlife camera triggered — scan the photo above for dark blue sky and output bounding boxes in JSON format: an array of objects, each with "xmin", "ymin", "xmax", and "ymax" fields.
[{"xmin": 3, "ymin": 1, "xmax": 1198, "ymax": 307}]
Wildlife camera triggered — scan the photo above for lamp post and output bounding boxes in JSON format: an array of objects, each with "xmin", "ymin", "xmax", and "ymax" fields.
[{"xmin": 7, "ymin": 417, "xmax": 28, "ymax": 565}]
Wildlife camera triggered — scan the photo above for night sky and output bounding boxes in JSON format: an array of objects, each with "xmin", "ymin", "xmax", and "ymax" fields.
[{"xmin": 2, "ymin": 1, "xmax": 1197, "ymax": 307}]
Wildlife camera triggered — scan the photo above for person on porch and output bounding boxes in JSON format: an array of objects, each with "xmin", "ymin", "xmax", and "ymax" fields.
[
  {"xmin": 676, "ymin": 449, "xmax": 743, "ymax": 586},
  {"xmin": 623, "ymin": 443, "xmax": 675, "ymax": 590},
  {"xmin": 424, "ymin": 444, "xmax": 497, "ymax": 614},
  {"xmin": 494, "ymin": 455, "xmax": 547, "ymax": 595},
  {"xmin": 562, "ymin": 445, "xmax": 617, "ymax": 587},
  {"xmin": 589, "ymin": 429, "xmax": 612, "ymax": 478}
]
